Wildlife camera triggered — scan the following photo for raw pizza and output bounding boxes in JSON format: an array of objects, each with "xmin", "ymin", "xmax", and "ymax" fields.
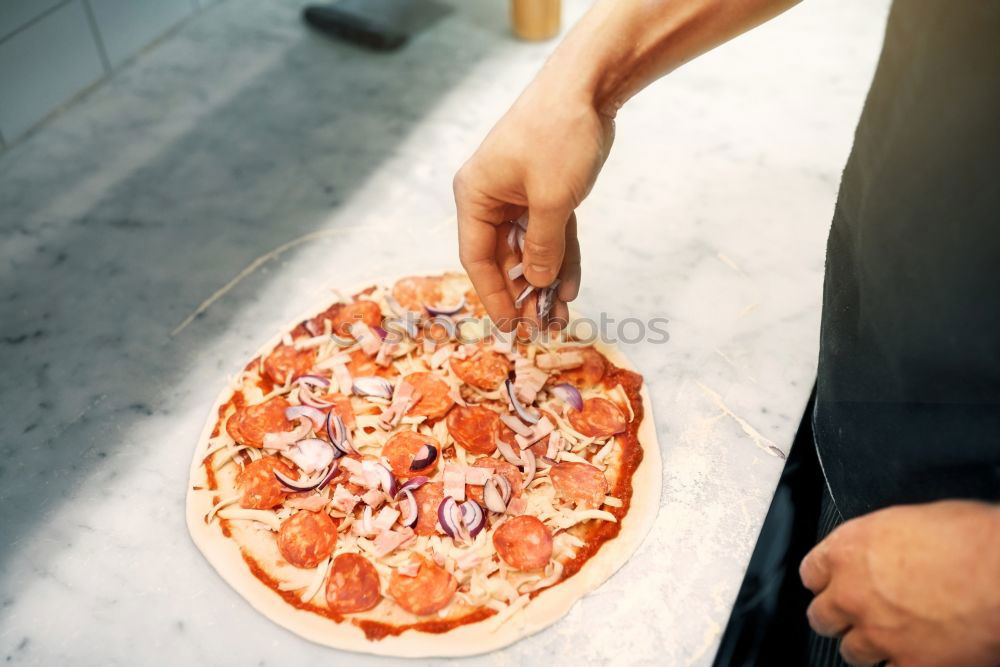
[{"xmin": 186, "ymin": 271, "xmax": 660, "ymax": 656}]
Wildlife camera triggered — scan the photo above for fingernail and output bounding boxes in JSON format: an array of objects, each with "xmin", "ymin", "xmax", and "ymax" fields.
[{"xmin": 530, "ymin": 264, "xmax": 551, "ymax": 275}]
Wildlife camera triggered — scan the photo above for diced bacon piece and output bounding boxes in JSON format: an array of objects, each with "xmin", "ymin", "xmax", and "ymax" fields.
[
  {"xmin": 491, "ymin": 329, "xmax": 514, "ymax": 354},
  {"xmin": 361, "ymin": 488, "xmax": 387, "ymax": 509},
  {"xmin": 373, "ymin": 506, "xmax": 400, "ymax": 531},
  {"xmin": 378, "ymin": 380, "xmax": 416, "ymax": 429},
  {"xmin": 359, "ymin": 461, "xmax": 383, "ymax": 489},
  {"xmin": 375, "ymin": 340, "xmax": 398, "ymax": 367},
  {"xmin": 443, "ymin": 464, "xmax": 466, "ymax": 502},
  {"xmin": 351, "ymin": 322, "xmax": 382, "ymax": 356},
  {"xmin": 535, "ymin": 350, "xmax": 584, "ymax": 371},
  {"xmin": 331, "ymin": 484, "xmax": 361, "ymax": 513},
  {"xmin": 284, "ymin": 493, "xmax": 329, "ymax": 511},
  {"xmin": 464, "ymin": 467, "xmax": 492, "ymax": 486},
  {"xmin": 430, "ymin": 344, "xmax": 455, "ymax": 369},
  {"xmin": 506, "ymin": 496, "xmax": 528, "ymax": 516},
  {"xmin": 456, "ymin": 550, "xmax": 484, "ymax": 571},
  {"xmin": 515, "ymin": 416, "xmax": 555, "ymax": 449},
  {"xmin": 397, "ymin": 557, "xmax": 421, "ymax": 577},
  {"xmin": 513, "ymin": 357, "xmax": 548, "ymax": 405},
  {"xmin": 331, "ymin": 362, "xmax": 353, "ymax": 396},
  {"xmin": 546, "ymin": 431, "xmax": 561, "ymax": 459},
  {"xmin": 340, "ymin": 457, "xmax": 363, "ymax": 476}
]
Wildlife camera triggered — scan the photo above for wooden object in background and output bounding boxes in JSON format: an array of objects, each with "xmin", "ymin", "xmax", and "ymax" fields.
[{"xmin": 511, "ymin": 0, "xmax": 560, "ymax": 41}]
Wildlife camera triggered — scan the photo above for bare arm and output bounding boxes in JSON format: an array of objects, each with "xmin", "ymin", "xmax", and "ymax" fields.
[{"xmin": 455, "ymin": 0, "xmax": 799, "ymax": 327}]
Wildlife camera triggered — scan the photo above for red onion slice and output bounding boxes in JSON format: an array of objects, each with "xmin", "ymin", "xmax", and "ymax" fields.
[
  {"xmin": 298, "ymin": 383, "xmax": 335, "ymax": 409},
  {"xmin": 284, "ymin": 438, "xmax": 335, "ymax": 474},
  {"xmin": 285, "ymin": 405, "xmax": 326, "ymax": 430},
  {"xmin": 303, "ymin": 319, "xmax": 321, "ymax": 337},
  {"xmin": 361, "ymin": 505, "xmax": 374, "ymax": 535},
  {"xmin": 550, "ymin": 383, "xmax": 584, "ymax": 411},
  {"xmin": 395, "ymin": 476, "xmax": 430, "ymax": 499},
  {"xmin": 536, "ymin": 279, "xmax": 560, "ymax": 320},
  {"xmin": 495, "ymin": 437, "xmax": 523, "ymax": 466},
  {"xmin": 460, "ymin": 500, "xmax": 486, "ymax": 537},
  {"xmin": 514, "ymin": 285, "xmax": 534, "ymax": 309},
  {"xmin": 296, "ymin": 375, "xmax": 331, "ymax": 388},
  {"xmin": 504, "ymin": 378, "xmax": 539, "ymax": 425},
  {"xmin": 409, "ymin": 444, "xmax": 438, "ymax": 471},
  {"xmin": 365, "ymin": 460, "xmax": 398, "ymax": 498},
  {"xmin": 316, "ymin": 460, "xmax": 340, "ymax": 490},
  {"xmin": 483, "ymin": 475, "xmax": 509, "ymax": 513},
  {"xmin": 372, "ymin": 325, "xmax": 388, "ymax": 340},
  {"xmin": 437, "ymin": 496, "xmax": 463, "ymax": 539},
  {"xmin": 274, "ymin": 466, "xmax": 331, "ymax": 493},
  {"xmin": 325, "ymin": 412, "xmax": 354, "ymax": 456},
  {"xmin": 506, "ymin": 225, "xmax": 519, "ymax": 254},
  {"xmin": 353, "ymin": 376, "xmax": 394, "ymax": 400},
  {"xmin": 521, "ymin": 448, "xmax": 537, "ymax": 486},
  {"xmin": 424, "ymin": 297, "xmax": 465, "ymax": 317},
  {"xmin": 496, "ymin": 474, "xmax": 512, "ymax": 503},
  {"xmin": 398, "ymin": 489, "xmax": 418, "ymax": 527}
]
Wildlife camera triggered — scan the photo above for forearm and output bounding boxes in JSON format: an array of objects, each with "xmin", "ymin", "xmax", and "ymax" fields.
[{"xmin": 534, "ymin": 0, "xmax": 800, "ymax": 116}]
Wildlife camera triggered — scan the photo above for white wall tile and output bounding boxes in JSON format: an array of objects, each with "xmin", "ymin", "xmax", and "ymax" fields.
[
  {"xmin": 87, "ymin": 0, "xmax": 193, "ymax": 68},
  {"xmin": 0, "ymin": 0, "xmax": 66, "ymax": 40},
  {"xmin": 0, "ymin": 0, "xmax": 105, "ymax": 140}
]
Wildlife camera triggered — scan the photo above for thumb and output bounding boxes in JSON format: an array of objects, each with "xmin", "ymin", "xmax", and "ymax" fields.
[{"xmin": 522, "ymin": 203, "xmax": 571, "ymax": 287}]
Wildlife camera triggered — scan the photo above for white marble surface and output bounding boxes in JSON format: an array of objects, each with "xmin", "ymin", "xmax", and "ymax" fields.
[{"xmin": 0, "ymin": 0, "xmax": 890, "ymax": 664}]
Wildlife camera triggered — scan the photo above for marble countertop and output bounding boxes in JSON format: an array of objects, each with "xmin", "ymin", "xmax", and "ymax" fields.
[{"xmin": 0, "ymin": 0, "xmax": 889, "ymax": 664}]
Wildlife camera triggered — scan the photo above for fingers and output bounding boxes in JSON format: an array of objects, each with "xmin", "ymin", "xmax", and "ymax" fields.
[
  {"xmin": 839, "ymin": 630, "xmax": 885, "ymax": 667},
  {"xmin": 557, "ymin": 213, "xmax": 581, "ymax": 302},
  {"xmin": 522, "ymin": 202, "xmax": 571, "ymax": 287},
  {"xmin": 455, "ymin": 175, "xmax": 517, "ymax": 327},
  {"xmin": 800, "ymin": 542, "xmax": 833, "ymax": 593},
  {"xmin": 807, "ymin": 592, "xmax": 852, "ymax": 638}
]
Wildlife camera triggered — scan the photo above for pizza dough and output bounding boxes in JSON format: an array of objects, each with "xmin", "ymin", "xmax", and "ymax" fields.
[{"xmin": 186, "ymin": 273, "xmax": 661, "ymax": 657}]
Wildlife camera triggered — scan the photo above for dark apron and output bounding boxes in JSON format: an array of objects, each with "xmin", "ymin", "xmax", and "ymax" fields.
[{"xmin": 813, "ymin": 0, "xmax": 1000, "ymax": 522}]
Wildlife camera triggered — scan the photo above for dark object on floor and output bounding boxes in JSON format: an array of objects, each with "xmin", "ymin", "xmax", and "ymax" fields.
[
  {"xmin": 302, "ymin": 0, "xmax": 453, "ymax": 51},
  {"xmin": 714, "ymin": 393, "xmax": 828, "ymax": 666}
]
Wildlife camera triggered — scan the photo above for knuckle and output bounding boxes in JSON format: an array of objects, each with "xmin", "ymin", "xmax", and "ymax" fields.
[{"xmin": 522, "ymin": 238, "xmax": 561, "ymax": 261}]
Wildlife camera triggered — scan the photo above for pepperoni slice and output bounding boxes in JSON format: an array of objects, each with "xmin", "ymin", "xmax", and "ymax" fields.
[
  {"xmin": 412, "ymin": 481, "xmax": 444, "ymax": 536},
  {"xmin": 277, "ymin": 510, "xmax": 338, "ymax": 568},
  {"xmin": 383, "ymin": 430, "xmax": 441, "ymax": 479},
  {"xmin": 446, "ymin": 405, "xmax": 499, "ymax": 455},
  {"xmin": 262, "ymin": 343, "xmax": 317, "ymax": 385},
  {"xmin": 236, "ymin": 456, "xmax": 297, "ymax": 509},
  {"xmin": 555, "ymin": 347, "xmax": 606, "ymax": 388},
  {"xmin": 332, "ymin": 300, "xmax": 383, "ymax": 337},
  {"xmin": 326, "ymin": 553, "xmax": 381, "ymax": 614},
  {"xmin": 391, "ymin": 276, "xmax": 442, "ymax": 313},
  {"xmin": 403, "ymin": 372, "xmax": 454, "ymax": 419},
  {"xmin": 388, "ymin": 556, "xmax": 457, "ymax": 616},
  {"xmin": 567, "ymin": 397, "xmax": 627, "ymax": 437},
  {"xmin": 227, "ymin": 396, "xmax": 294, "ymax": 447},
  {"xmin": 550, "ymin": 462, "xmax": 609, "ymax": 509},
  {"xmin": 449, "ymin": 348, "xmax": 510, "ymax": 391},
  {"xmin": 493, "ymin": 515, "xmax": 553, "ymax": 571},
  {"xmin": 467, "ymin": 457, "xmax": 523, "ymax": 505}
]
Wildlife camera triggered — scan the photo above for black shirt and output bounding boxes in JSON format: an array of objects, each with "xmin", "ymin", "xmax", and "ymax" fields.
[{"xmin": 813, "ymin": 0, "xmax": 1000, "ymax": 519}]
